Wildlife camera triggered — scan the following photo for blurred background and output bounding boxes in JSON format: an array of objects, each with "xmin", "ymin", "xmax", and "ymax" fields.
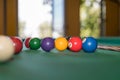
[{"xmin": 0, "ymin": 0, "xmax": 120, "ymax": 38}]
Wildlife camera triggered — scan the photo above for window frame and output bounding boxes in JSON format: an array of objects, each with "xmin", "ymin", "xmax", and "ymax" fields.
[
  {"xmin": 0, "ymin": 0, "xmax": 5, "ymax": 34},
  {"xmin": 1, "ymin": 0, "xmax": 80, "ymax": 36},
  {"xmin": 0, "ymin": 0, "xmax": 120, "ymax": 36},
  {"xmin": 6, "ymin": 0, "xmax": 18, "ymax": 36}
]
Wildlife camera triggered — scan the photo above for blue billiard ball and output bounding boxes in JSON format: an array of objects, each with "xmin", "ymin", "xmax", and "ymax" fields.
[{"xmin": 82, "ymin": 37, "xmax": 98, "ymax": 53}]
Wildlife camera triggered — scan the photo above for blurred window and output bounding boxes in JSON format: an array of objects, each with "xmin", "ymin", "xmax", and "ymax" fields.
[
  {"xmin": 80, "ymin": 0, "xmax": 105, "ymax": 38},
  {"xmin": 18, "ymin": 0, "xmax": 64, "ymax": 38}
]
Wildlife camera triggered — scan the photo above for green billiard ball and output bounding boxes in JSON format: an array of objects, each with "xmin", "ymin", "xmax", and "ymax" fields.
[{"xmin": 29, "ymin": 38, "xmax": 41, "ymax": 50}]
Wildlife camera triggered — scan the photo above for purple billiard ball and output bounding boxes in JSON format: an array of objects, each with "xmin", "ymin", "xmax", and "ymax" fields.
[{"xmin": 41, "ymin": 37, "xmax": 54, "ymax": 52}]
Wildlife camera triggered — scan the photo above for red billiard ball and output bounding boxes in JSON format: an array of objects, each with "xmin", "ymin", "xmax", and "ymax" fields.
[
  {"xmin": 15, "ymin": 37, "xmax": 23, "ymax": 42},
  {"xmin": 24, "ymin": 37, "xmax": 31, "ymax": 48},
  {"xmin": 10, "ymin": 36, "xmax": 23, "ymax": 54},
  {"xmin": 68, "ymin": 37, "xmax": 82, "ymax": 52}
]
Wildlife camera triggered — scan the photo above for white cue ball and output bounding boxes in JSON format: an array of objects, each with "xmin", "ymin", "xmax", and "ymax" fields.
[{"xmin": 0, "ymin": 35, "xmax": 14, "ymax": 62}]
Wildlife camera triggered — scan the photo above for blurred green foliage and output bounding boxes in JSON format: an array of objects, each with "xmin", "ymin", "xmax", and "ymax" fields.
[{"xmin": 80, "ymin": 0, "xmax": 101, "ymax": 38}]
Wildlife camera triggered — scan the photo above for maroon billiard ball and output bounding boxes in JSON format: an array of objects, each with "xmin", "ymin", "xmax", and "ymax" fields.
[
  {"xmin": 24, "ymin": 37, "xmax": 31, "ymax": 48},
  {"xmin": 10, "ymin": 36, "xmax": 23, "ymax": 54}
]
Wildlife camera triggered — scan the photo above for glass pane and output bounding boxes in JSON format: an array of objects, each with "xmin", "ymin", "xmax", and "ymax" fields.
[
  {"xmin": 52, "ymin": 0, "xmax": 65, "ymax": 38},
  {"xmin": 18, "ymin": 0, "xmax": 64, "ymax": 38},
  {"xmin": 80, "ymin": 0, "xmax": 102, "ymax": 38}
]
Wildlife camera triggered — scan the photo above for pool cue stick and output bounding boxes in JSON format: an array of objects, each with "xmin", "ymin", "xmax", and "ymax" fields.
[{"xmin": 98, "ymin": 45, "xmax": 120, "ymax": 52}]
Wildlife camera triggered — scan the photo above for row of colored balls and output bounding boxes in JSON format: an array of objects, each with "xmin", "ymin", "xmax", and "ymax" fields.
[
  {"xmin": 0, "ymin": 35, "xmax": 97, "ymax": 62},
  {"xmin": 24, "ymin": 36, "xmax": 98, "ymax": 53}
]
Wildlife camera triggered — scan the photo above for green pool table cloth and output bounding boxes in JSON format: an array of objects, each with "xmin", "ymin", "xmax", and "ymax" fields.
[{"xmin": 0, "ymin": 37, "xmax": 120, "ymax": 80}]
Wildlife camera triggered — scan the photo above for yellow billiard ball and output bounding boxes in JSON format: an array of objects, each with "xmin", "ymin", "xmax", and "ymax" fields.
[{"xmin": 55, "ymin": 37, "xmax": 68, "ymax": 51}]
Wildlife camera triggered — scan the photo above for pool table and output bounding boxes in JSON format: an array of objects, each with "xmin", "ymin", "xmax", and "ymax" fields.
[{"xmin": 0, "ymin": 37, "xmax": 120, "ymax": 80}]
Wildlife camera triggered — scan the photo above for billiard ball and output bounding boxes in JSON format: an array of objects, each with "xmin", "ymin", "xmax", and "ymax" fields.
[
  {"xmin": 10, "ymin": 36, "xmax": 23, "ymax": 54},
  {"xmin": 29, "ymin": 38, "xmax": 41, "ymax": 50},
  {"xmin": 24, "ymin": 37, "xmax": 31, "ymax": 48},
  {"xmin": 82, "ymin": 37, "xmax": 98, "ymax": 53},
  {"xmin": 41, "ymin": 37, "xmax": 54, "ymax": 52},
  {"xmin": 68, "ymin": 37, "xmax": 82, "ymax": 52},
  {"xmin": 55, "ymin": 37, "xmax": 68, "ymax": 51},
  {"xmin": 0, "ymin": 35, "xmax": 14, "ymax": 62}
]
